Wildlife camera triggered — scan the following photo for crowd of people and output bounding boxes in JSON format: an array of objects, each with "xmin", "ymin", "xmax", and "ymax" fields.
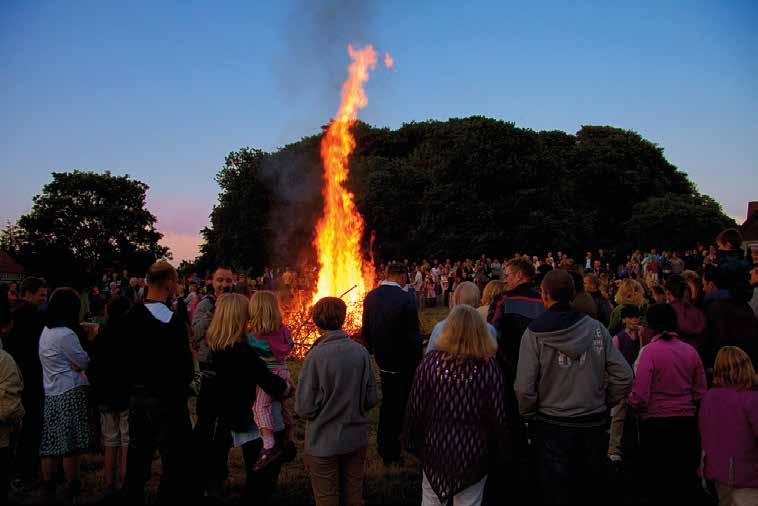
[{"xmin": 0, "ymin": 226, "xmax": 755, "ymax": 505}]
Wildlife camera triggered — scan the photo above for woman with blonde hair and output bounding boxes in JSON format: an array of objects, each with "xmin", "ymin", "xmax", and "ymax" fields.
[
  {"xmin": 478, "ymin": 280, "xmax": 505, "ymax": 320},
  {"xmin": 196, "ymin": 293, "xmax": 290, "ymax": 502},
  {"xmin": 404, "ymin": 305, "xmax": 508, "ymax": 506},
  {"xmin": 699, "ymin": 346, "xmax": 758, "ymax": 506},
  {"xmin": 609, "ymin": 278, "xmax": 647, "ymax": 334}
]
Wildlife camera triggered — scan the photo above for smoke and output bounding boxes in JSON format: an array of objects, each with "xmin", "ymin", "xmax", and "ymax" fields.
[
  {"xmin": 262, "ymin": 0, "xmax": 379, "ymax": 268},
  {"xmin": 275, "ymin": 0, "xmax": 378, "ymax": 103}
]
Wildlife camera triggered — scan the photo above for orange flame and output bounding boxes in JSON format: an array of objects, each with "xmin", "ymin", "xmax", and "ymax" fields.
[
  {"xmin": 384, "ymin": 52, "xmax": 394, "ymax": 69},
  {"xmin": 311, "ymin": 44, "xmax": 379, "ymax": 317}
]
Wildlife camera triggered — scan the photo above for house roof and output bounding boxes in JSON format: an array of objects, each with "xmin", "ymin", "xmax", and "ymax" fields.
[
  {"xmin": 0, "ymin": 251, "xmax": 24, "ymax": 274},
  {"xmin": 742, "ymin": 201, "xmax": 758, "ymax": 242}
]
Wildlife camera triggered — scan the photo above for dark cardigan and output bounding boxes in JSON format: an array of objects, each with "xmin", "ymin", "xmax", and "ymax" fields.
[
  {"xmin": 403, "ymin": 352, "xmax": 510, "ymax": 503},
  {"xmin": 204, "ymin": 341, "xmax": 288, "ymax": 432}
]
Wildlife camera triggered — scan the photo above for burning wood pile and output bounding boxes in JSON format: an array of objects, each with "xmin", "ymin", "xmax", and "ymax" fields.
[{"xmin": 281, "ymin": 289, "xmax": 364, "ymax": 359}]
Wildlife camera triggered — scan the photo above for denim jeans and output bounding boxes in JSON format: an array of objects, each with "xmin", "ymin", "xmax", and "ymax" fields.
[{"xmin": 536, "ymin": 420, "xmax": 607, "ymax": 505}]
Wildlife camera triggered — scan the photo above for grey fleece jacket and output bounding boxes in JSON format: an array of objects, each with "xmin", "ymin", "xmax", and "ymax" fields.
[
  {"xmin": 295, "ymin": 330, "xmax": 380, "ymax": 457},
  {"xmin": 514, "ymin": 314, "xmax": 633, "ymax": 420}
]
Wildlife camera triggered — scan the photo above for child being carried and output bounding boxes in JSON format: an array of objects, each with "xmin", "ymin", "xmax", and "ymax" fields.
[{"xmin": 247, "ymin": 291, "xmax": 294, "ymax": 470}]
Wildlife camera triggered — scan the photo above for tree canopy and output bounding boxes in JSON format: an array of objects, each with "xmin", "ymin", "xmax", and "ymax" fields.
[
  {"xmin": 2, "ymin": 170, "xmax": 169, "ymax": 287},
  {"xmin": 193, "ymin": 117, "xmax": 734, "ymax": 275}
]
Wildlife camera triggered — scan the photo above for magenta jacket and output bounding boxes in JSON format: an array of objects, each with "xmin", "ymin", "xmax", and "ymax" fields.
[
  {"xmin": 628, "ymin": 334, "xmax": 707, "ymax": 419},
  {"xmin": 699, "ymin": 387, "xmax": 758, "ymax": 488}
]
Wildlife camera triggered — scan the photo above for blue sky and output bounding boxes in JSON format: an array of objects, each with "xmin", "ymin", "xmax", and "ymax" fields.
[{"xmin": 1, "ymin": 0, "xmax": 756, "ymax": 262}]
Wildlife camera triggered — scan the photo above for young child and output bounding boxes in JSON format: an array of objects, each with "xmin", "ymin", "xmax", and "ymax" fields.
[
  {"xmin": 608, "ymin": 305, "xmax": 642, "ymax": 462},
  {"xmin": 247, "ymin": 291, "xmax": 294, "ymax": 469}
]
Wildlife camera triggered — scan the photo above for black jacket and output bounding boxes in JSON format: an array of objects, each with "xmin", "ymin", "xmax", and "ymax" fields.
[
  {"xmin": 588, "ymin": 290, "xmax": 612, "ymax": 328},
  {"xmin": 362, "ymin": 284, "xmax": 422, "ymax": 373},
  {"xmin": 5, "ymin": 302, "xmax": 45, "ymax": 403},
  {"xmin": 125, "ymin": 303, "xmax": 194, "ymax": 403},
  {"xmin": 202, "ymin": 341, "xmax": 288, "ymax": 432},
  {"xmin": 88, "ymin": 320, "xmax": 131, "ymax": 411}
]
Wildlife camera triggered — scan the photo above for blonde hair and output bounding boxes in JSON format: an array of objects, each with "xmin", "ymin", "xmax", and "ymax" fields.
[
  {"xmin": 249, "ymin": 290, "xmax": 283, "ymax": 336},
  {"xmin": 435, "ymin": 305, "xmax": 496, "ymax": 361},
  {"xmin": 206, "ymin": 293, "xmax": 249, "ymax": 351},
  {"xmin": 615, "ymin": 279, "xmax": 646, "ymax": 307},
  {"xmin": 481, "ymin": 280, "xmax": 506, "ymax": 306},
  {"xmin": 713, "ymin": 346, "xmax": 757, "ymax": 390},
  {"xmin": 452, "ymin": 281, "xmax": 481, "ymax": 307}
]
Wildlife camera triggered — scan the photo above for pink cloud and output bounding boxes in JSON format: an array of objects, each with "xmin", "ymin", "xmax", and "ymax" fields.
[{"xmin": 160, "ymin": 231, "xmax": 203, "ymax": 265}]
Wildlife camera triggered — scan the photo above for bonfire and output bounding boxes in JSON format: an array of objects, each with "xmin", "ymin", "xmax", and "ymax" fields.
[{"xmin": 284, "ymin": 44, "xmax": 392, "ymax": 358}]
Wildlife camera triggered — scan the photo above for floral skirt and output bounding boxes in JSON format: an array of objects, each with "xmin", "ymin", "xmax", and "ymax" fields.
[{"xmin": 40, "ymin": 386, "xmax": 95, "ymax": 457}]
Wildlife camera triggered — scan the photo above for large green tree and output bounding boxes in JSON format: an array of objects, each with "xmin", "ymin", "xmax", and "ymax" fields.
[
  {"xmin": 191, "ymin": 117, "xmax": 735, "ymax": 274},
  {"xmin": 7, "ymin": 171, "xmax": 169, "ymax": 287}
]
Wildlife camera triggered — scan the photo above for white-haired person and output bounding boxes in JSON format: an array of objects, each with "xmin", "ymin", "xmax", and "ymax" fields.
[{"xmin": 427, "ymin": 281, "xmax": 496, "ymax": 353}]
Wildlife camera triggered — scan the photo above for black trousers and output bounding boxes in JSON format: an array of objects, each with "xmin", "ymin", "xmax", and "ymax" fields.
[
  {"xmin": 198, "ymin": 420, "xmax": 285, "ymax": 504},
  {"xmin": 124, "ymin": 396, "xmax": 194, "ymax": 504},
  {"xmin": 377, "ymin": 370, "xmax": 414, "ymax": 463},
  {"xmin": 0, "ymin": 447, "xmax": 10, "ymax": 504},
  {"xmin": 638, "ymin": 416, "xmax": 701, "ymax": 505},
  {"xmin": 536, "ymin": 421, "xmax": 607, "ymax": 505},
  {"xmin": 13, "ymin": 393, "xmax": 42, "ymax": 481}
]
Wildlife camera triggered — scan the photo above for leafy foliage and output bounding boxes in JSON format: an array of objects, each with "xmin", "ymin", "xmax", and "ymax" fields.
[
  {"xmin": 192, "ymin": 117, "xmax": 734, "ymax": 274},
  {"xmin": 7, "ymin": 171, "xmax": 168, "ymax": 287}
]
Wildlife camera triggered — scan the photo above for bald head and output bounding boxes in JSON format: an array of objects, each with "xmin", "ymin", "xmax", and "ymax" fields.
[
  {"xmin": 540, "ymin": 269, "xmax": 575, "ymax": 307},
  {"xmin": 452, "ymin": 281, "xmax": 481, "ymax": 307}
]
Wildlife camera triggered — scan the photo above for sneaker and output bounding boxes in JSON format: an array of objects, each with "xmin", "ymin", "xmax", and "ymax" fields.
[
  {"xmin": 609, "ymin": 454, "xmax": 623, "ymax": 463},
  {"xmin": 253, "ymin": 446, "xmax": 283, "ymax": 472}
]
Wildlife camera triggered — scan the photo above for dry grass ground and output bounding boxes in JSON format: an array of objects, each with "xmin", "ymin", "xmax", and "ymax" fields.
[{"xmin": 13, "ymin": 305, "xmax": 450, "ymax": 504}]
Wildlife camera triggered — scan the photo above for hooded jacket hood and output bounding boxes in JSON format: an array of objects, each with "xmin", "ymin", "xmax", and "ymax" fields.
[{"xmin": 528, "ymin": 305, "xmax": 592, "ymax": 360}]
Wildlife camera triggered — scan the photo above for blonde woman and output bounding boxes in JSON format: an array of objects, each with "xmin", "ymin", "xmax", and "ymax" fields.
[
  {"xmin": 699, "ymin": 347, "xmax": 758, "ymax": 506},
  {"xmin": 478, "ymin": 280, "xmax": 505, "ymax": 320},
  {"xmin": 246, "ymin": 291, "xmax": 294, "ymax": 470},
  {"xmin": 197, "ymin": 293, "xmax": 289, "ymax": 503},
  {"xmin": 609, "ymin": 278, "xmax": 647, "ymax": 334},
  {"xmin": 404, "ymin": 305, "xmax": 508, "ymax": 506}
]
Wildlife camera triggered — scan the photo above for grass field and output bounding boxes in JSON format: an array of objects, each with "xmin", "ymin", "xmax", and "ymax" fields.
[{"xmin": 15, "ymin": 305, "xmax": 450, "ymax": 504}]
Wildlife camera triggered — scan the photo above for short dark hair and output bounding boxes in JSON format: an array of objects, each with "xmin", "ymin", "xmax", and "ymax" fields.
[
  {"xmin": 646, "ymin": 303, "xmax": 678, "ymax": 339},
  {"xmin": 506, "ymin": 258, "xmax": 534, "ymax": 281},
  {"xmin": 568, "ymin": 271, "xmax": 585, "ymax": 294},
  {"xmin": 312, "ymin": 297, "xmax": 347, "ymax": 331},
  {"xmin": 387, "ymin": 262, "xmax": 407, "ymax": 277},
  {"xmin": 620, "ymin": 305, "xmax": 641, "ymax": 320},
  {"xmin": 213, "ymin": 266, "xmax": 234, "ymax": 276},
  {"xmin": 146, "ymin": 261, "xmax": 177, "ymax": 288},
  {"xmin": 664, "ymin": 274, "xmax": 688, "ymax": 300},
  {"xmin": 716, "ymin": 228, "xmax": 742, "ymax": 250},
  {"xmin": 46, "ymin": 287, "xmax": 81, "ymax": 330},
  {"xmin": 651, "ymin": 285, "xmax": 665, "ymax": 296},
  {"xmin": 541, "ymin": 269, "xmax": 575, "ymax": 304},
  {"xmin": 20, "ymin": 277, "xmax": 46, "ymax": 297},
  {"xmin": 106, "ymin": 295, "xmax": 132, "ymax": 323}
]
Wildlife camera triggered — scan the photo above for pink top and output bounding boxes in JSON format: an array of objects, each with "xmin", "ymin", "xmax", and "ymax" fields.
[
  {"xmin": 699, "ymin": 387, "xmax": 758, "ymax": 488},
  {"xmin": 628, "ymin": 334, "xmax": 707, "ymax": 419}
]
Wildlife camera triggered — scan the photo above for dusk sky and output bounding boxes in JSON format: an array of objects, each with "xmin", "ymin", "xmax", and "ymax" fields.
[{"xmin": 2, "ymin": 1, "xmax": 756, "ymax": 263}]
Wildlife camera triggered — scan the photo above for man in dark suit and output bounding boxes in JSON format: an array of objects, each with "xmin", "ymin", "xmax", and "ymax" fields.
[
  {"xmin": 362, "ymin": 262, "xmax": 421, "ymax": 465},
  {"xmin": 5, "ymin": 277, "xmax": 47, "ymax": 486}
]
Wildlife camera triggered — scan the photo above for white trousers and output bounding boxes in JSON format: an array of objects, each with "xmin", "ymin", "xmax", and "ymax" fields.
[{"xmin": 421, "ymin": 472, "xmax": 487, "ymax": 506}]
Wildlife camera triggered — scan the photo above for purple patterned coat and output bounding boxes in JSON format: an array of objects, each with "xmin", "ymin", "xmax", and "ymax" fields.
[{"xmin": 403, "ymin": 351, "xmax": 510, "ymax": 502}]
